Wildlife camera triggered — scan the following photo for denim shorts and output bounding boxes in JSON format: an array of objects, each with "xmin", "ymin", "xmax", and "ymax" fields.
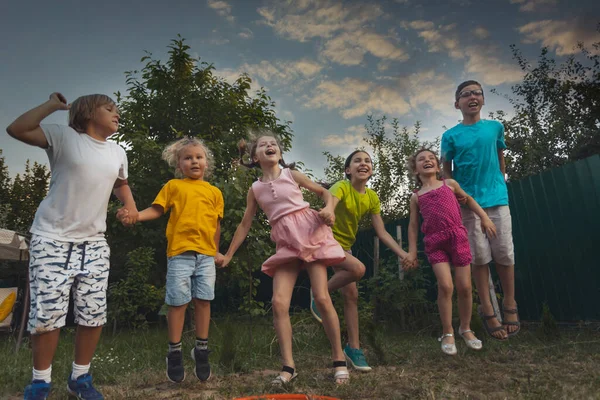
[{"xmin": 166, "ymin": 251, "xmax": 216, "ymax": 306}]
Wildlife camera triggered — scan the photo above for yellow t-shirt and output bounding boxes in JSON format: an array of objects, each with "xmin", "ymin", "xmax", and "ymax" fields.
[
  {"xmin": 153, "ymin": 179, "xmax": 224, "ymax": 257},
  {"xmin": 330, "ymin": 180, "xmax": 381, "ymax": 250}
]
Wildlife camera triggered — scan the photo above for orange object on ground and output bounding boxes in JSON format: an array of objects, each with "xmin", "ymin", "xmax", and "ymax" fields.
[{"xmin": 233, "ymin": 395, "xmax": 340, "ymax": 400}]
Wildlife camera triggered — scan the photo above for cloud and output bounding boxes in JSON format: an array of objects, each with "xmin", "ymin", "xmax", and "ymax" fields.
[
  {"xmin": 402, "ymin": 20, "xmax": 435, "ymax": 30},
  {"xmin": 518, "ymin": 19, "xmax": 600, "ymax": 56},
  {"xmin": 510, "ymin": 0, "xmax": 557, "ymax": 12},
  {"xmin": 473, "ymin": 26, "xmax": 490, "ymax": 39},
  {"xmin": 305, "ymin": 78, "xmax": 412, "ymax": 119},
  {"xmin": 397, "ymin": 70, "xmax": 457, "ymax": 117},
  {"xmin": 321, "ymin": 30, "xmax": 409, "ymax": 65},
  {"xmin": 207, "ymin": 0, "xmax": 235, "ymax": 23},
  {"xmin": 238, "ymin": 28, "xmax": 254, "ymax": 39},
  {"xmin": 463, "ymin": 47, "xmax": 524, "ymax": 85},
  {"xmin": 321, "ymin": 125, "xmax": 367, "ymax": 147},
  {"xmin": 257, "ymin": 1, "xmax": 384, "ymax": 42},
  {"xmin": 241, "ymin": 59, "xmax": 324, "ymax": 86},
  {"xmin": 257, "ymin": 1, "xmax": 407, "ymax": 65},
  {"xmin": 404, "ymin": 20, "xmax": 523, "ymax": 85}
]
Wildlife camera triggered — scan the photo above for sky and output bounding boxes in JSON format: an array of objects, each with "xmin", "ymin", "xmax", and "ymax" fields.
[{"xmin": 1, "ymin": 0, "xmax": 599, "ymax": 178}]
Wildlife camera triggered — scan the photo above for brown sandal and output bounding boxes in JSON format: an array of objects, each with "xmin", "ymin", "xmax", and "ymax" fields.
[
  {"xmin": 478, "ymin": 305, "xmax": 508, "ymax": 341},
  {"xmin": 503, "ymin": 307, "xmax": 521, "ymax": 337}
]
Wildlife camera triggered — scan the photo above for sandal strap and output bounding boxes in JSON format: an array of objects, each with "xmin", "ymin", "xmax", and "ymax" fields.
[
  {"xmin": 281, "ymin": 365, "xmax": 295, "ymax": 375},
  {"xmin": 438, "ymin": 333, "xmax": 454, "ymax": 341},
  {"xmin": 504, "ymin": 321, "xmax": 521, "ymax": 326},
  {"xmin": 503, "ymin": 308, "xmax": 519, "ymax": 314},
  {"xmin": 459, "ymin": 329, "xmax": 474, "ymax": 335},
  {"xmin": 333, "ymin": 360, "xmax": 347, "ymax": 368}
]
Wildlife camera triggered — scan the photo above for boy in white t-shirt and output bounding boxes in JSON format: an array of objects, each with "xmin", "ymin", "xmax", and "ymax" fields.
[{"xmin": 6, "ymin": 92, "xmax": 138, "ymax": 400}]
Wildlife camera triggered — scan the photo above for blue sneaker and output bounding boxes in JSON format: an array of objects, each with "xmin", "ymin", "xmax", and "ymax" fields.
[
  {"xmin": 343, "ymin": 344, "xmax": 372, "ymax": 372},
  {"xmin": 67, "ymin": 373, "xmax": 104, "ymax": 400},
  {"xmin": 310, "ymin": 289, "xmax": 322, "ymax": 323},
  {"xmin": 23, "ymin": 380, "xmax": 51, "ymax": 400}
]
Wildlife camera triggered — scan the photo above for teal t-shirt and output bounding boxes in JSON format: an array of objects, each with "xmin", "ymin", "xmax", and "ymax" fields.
[{"xmin": 441, "ymin": 119, "xmax": 508, "ymax": 208}]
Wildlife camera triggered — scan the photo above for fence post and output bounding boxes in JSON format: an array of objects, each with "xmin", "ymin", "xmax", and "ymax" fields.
[
  {"xmin": 373, "ymin": 236, "xmax": 380, "ymax": 321},
  {"xmin": 396, "ymin": 225, "xmax": 404, "ymax": 280},
  {"xmin": 488, "ymin": 273, "xmax": 502, "ymax": 323}
]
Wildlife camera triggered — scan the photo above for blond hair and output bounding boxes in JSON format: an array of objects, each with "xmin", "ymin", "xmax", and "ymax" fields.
[
  {"xmin": 162, "ymin": 137, "xmax": 214, "ymax": 179},
  {"xmin": 69, "ymin": 94, "xmax": 116, "ymax": 133}
]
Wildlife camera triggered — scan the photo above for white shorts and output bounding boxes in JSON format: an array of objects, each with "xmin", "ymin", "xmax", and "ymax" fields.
[
  {"xmin": 461, "ymin": 205, "xmax": 515, "ymax": 266},
  {"xmin": 27, "ymin": 234, "xmax": 110, "ymax": 334}
]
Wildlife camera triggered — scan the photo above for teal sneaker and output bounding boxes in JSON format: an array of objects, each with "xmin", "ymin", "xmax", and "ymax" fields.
[
  {"xmin": 344, "ymin": 344, "xmax": 372, "ymax": 372},
  {"xmin": 310, "ymin": 289, "xmax": 322, "ymax": 323}
]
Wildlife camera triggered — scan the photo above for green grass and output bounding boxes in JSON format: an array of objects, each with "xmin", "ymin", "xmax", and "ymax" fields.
[{"xmin": 2, "ymin": 314, "xmax": 599, "ymax": 399}]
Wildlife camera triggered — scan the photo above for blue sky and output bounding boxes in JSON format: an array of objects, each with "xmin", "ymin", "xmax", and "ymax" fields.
[{"xmin": 1, "ymin": 0, "xmax": 599, "ymax": 178}]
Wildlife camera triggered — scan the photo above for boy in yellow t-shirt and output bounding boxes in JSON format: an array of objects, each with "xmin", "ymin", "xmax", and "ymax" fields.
[
  {"xmin": 311, "ymin": 150, "xmax": 411, "ymax": 371},
  {"xmin": 118, "ymin": 137, "xmax": 223, "ymax": 384}
]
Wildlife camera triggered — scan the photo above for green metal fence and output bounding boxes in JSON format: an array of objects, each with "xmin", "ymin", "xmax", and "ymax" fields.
[{"xmin": 352, "ymin": 154, "xmax": 600, "ymax": 322}]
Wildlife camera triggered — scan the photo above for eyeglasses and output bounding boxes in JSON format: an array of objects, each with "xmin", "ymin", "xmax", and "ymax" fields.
[{"xmin": 457, "ymin": 89, "xmax": 484, "ymax": 99}]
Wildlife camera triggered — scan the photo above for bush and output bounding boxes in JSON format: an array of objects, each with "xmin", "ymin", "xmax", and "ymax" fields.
[{"xmin": 108, "ymin": 247, "xmax": 165, "ymax": 329}]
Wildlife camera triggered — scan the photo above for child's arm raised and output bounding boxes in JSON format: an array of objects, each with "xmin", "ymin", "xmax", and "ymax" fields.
[
  {"xmin": 446, "ymin": 179, "xmax": 497, "ymax": 238},
  {"xmin": 6, "ymin": 93, "xmax": 69, "ymax": 148},
  {"xmin": 371, "ymin": 213, "xmax": 410, "ymax": 261},
  {"xmin": 290, "ymin": 170, "xmax": 336, "ymax": 226},
  {"xmin": 219, "ymin": 188, "xmax": 258, "ymax": 268},
  {"xmin": 405, "ymin": 193, "xmax": 419, "ymax": 269}
]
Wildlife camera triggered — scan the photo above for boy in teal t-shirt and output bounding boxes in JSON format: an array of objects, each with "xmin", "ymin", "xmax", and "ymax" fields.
[{"xmin": 441, "ymin": 80, "xmax": 520, "ymax": 340}]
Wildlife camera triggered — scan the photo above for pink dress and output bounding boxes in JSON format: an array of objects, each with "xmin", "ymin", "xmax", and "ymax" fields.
[
  {"xmin": 416, "ymin": 180, "xmax": 472, "ymax": 267},
  {"xmin": 252, "ymin": 168, "xmax": 346, "ymax": 277}
]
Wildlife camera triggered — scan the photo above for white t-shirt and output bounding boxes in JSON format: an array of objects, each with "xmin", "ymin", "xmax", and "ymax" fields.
[{"xmin": 30, "ymin": 124, "xmax": 128, "ymax": 242}]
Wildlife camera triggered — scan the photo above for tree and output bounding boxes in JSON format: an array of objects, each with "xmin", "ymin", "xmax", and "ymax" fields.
[
  {"xmin": 4, "ymin": 160, "xmax": 49, "ymax": 233},
  {"xmin": 109, "ymin": 36, "xmax": 293, "ymax": 313},
  {"xmin": 324, "ymin": 117, "xmax": 439, "ymax": 222},
  {"xmin": 490, "ymin": 34, "xmax": 600, "ymax": 180}
]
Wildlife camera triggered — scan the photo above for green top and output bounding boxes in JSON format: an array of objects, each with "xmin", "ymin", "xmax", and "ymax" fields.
[{"xmin": 330, "ymin": 180, "xmax": 381, "ymax": 250}]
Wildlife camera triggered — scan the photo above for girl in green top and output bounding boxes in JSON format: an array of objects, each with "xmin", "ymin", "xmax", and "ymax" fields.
[{"xmin": 311, "ymin": 150, "xmax": 415, "ymax": 371}]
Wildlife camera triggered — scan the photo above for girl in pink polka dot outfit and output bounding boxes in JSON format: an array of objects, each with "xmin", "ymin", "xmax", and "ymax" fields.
[{"xmin": 405, "ymin": 149, "xmax": 496, "ymax": 355}]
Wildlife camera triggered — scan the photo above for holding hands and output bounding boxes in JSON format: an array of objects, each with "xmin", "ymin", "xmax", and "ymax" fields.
[
  {"xmin": 403, "ymin": 253, "xmax": 419, "ymax": 270},
  {"xmin": 117, "ymin": 207, "xmax": 139, "ymax": 227},
  {"xmin": 481, "ymin": 216, "xmax": 497, "ymax": 239},
  {"xmin": 318, "ymin": 206, "xmax": 336, "ymax": 227}
]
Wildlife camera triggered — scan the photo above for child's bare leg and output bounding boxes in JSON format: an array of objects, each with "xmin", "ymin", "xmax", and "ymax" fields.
[
  {"xmin": 328, "ymin": 254, "xmax": 365, "ymax": 292},
  {"xmin": 272, "ymin": 265, "xmax": 300, "ymax": 379},
  {"xmin": 193, "ymin": 299, "xmax": 210, "ymax": 339},
  {"xmin": 338, "ymin": 281, "xmax": 359, "ymax": 349},
  {"xmin": 432, "ymin": 262, "xmax": 454, "ymax": 341},
  {"xmin": 307, "ymin": 261, "xmax": 347, "ymax": 382},
  {"xmin": 454, "ymin": 265, "xmax": 476, "ymax": 340},
  {"xmin": 473, "ymin": 264, "xmax": 508, "ymax": 339},
  {"xmin": 74, "ymin": 326, "xmax": 103, "ymax": 365},
  {"xmin": 167, "ymin": 304, "xmax": 188, "ymax": 343},
  {"xmin": 32, "ymin": 329, "xmax": 61, "ymax": 370}
]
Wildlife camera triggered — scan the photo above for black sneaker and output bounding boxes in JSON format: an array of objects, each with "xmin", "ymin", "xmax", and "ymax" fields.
[
  {"xmin": 190, "ymin": 347, "xmax": 211, "ymax": 381},
  {"xmin": 166, "ymin": 350, "xmax": 185, "ymax": 383}
]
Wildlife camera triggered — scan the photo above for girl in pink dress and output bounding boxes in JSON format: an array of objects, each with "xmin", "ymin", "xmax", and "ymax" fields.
[
  {"xmin": 406, "ymin": 149, "xmax": 496, "ymax": 355},
  {"xmin": 217, "ymin": 131, "xmax": 349, "ymax": 385}
]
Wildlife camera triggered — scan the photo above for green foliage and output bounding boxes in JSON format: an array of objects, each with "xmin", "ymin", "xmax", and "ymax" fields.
[
  {"xmin": 490, "ymin": 34, "xmax": 600, "ymax": 180},
  {"xmin": 107, "ymin": 36, "xmax": 293, "ymax": 314},
  {"xmin": 108, "ymin": 247, "xmax": 164, "ymax": 329},
  {"xmin": 0, "ymin": 154, "xmax": 50, "ymax": 233},
  {"xmin": 538, "ymin": 303, "xmax": 559, "ymax": 338},
  {"xmin": 365, "ymin": 256, "xmax": 435, "ymax": 329}
]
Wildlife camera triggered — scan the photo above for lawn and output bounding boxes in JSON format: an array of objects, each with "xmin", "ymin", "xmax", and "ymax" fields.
[{"xmin": 1, "ymin": 314, "xmax": 599, "ymax": 399}]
